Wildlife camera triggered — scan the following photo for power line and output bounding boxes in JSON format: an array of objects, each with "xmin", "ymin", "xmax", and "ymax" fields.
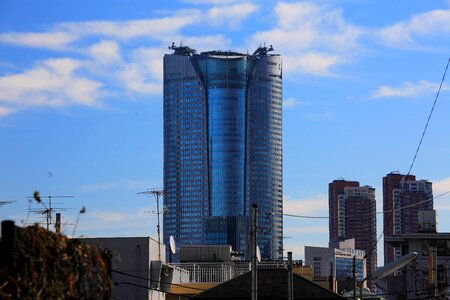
[
  {"xmin": 113, "ymin": 281, "xmax": 194, "ymax": 298},
  {"xmin": 406, "ymin": 56, "xmax": 450, "ymax": 176},
  {"xmin": 111, "ymin": 269, "xmax": 208, "ymax": 292},
  {"xmin": 283, "ymin": 190, "xmax": 450, "ymax": 219}
]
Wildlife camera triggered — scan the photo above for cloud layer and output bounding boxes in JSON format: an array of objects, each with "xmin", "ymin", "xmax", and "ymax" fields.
[
  {"xmin": 0, "ymin": 58, "xmax": 102, "ymax": 114},
  {"xmin": 377, "ymin": 9, "xmax": 450, "ymax": 48},
  {"xmin": 249, "ymin": 2, "xmax": 362, "ymax": 75},
  {"xmin": 373, "ymin": 80, "xmax": 449, "ymax": 99},
  {"xmin": 1, "ymin": 2, "xmax": 450, "ymax": 117}
]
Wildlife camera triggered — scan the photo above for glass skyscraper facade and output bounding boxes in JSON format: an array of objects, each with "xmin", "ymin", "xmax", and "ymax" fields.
[{"xmin": 163, "ymin": 45, "xmax": 282, "ymax": 260}]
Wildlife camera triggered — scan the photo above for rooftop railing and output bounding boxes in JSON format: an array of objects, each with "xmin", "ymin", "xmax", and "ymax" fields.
[{"xmin": 170, "ymin": 261, "xmax": 307, "ymax": 283}]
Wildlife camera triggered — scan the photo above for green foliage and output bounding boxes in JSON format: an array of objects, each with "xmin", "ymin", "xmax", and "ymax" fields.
[{"xmin": 0, "ymin": 225, "xmax": 111, "ymax": 299}]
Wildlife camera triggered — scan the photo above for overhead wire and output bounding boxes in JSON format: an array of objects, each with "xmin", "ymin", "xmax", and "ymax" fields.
[
  {"xmin": 113, "ymin": 280, "xmax": 194, "ymax": 298},
  {"xmin": 283, "ymin": 58, "xmax": 450, "ymax": 222},
  {"xmin": 406, "ymin": 56, "xmax": 450, "ymax": 176},
  {"xmin": 112, "ymin": 269, "xmax": 208, "ymax": 293},
  {"xmin": 282, "ymin": 190, "xmax": 450, "ymax": 219}
]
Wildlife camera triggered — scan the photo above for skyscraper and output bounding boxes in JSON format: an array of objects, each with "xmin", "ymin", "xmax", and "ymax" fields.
[
  {"xmin": 163, "ymin": 44, "xmax": 283, "ymax": 260},
  {"xmin": 328, "ymin": 180, "xmax": 377, "ymax": 285},
  {"xmin": 383, "ymin": 172, "xmax": 433, "ymax": 264}
]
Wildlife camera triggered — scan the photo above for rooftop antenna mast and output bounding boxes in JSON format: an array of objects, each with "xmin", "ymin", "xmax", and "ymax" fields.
[
  {"xmin": 0, "ymin": 200, "xmax": 16, "ymax": 207},
  {"xmin": 137, "ymin": 187, "xmax": 165, "ymax": 260},
  {"xmin": 27, "ymin": 192, "xmax": 74, "ymax": 230}
]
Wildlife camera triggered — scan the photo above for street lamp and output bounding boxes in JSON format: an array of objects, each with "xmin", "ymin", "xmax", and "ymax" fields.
[{"xmin": 360, "ymin": 252, "xmax": 418, "ymax": 299}]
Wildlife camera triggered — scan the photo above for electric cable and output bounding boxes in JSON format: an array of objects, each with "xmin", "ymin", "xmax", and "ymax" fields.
[
  {"xmin": 282, "ymin": 190, "xmax": 450, "ymax": 219},
  {"xmin": 113, "ymin": 280, "xmax": 194, "ymax": 298},
  {"xmin": 406, "ymin": 56, "xmax": 450, "ymax": 176},
  {"xmin": 112, "ymin": 269, "xmax": 209, "ymax": 292}
]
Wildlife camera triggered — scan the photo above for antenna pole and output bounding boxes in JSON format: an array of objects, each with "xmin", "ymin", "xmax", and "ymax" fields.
[
  {"xmin": 137, "ymin": 188, "xmax": 164, "ymax": 261},
  {"xmin": 156, "ymin": 191, "xmax": 161, "ymax": 260},
  {"xmin": 27, "ymin": 194, "xmax": 73, "ymax": 231},
  {"xmin": 47, "ymin": 196, "xmax": 52, "ymax": 230}
]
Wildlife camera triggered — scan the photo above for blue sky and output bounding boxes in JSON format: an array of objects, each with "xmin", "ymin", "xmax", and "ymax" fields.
[{"xmin": 1, "ymin": 0, "xmax": 450, "ymax": 265}]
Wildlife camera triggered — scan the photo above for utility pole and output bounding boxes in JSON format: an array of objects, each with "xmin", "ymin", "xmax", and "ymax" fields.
[
  {"xmin": 353, "ymin": 256, "xmax": 357, "ymax": 300},
  {"xmin": 138, "ymin": 188, "xmax": 164, "ymax": 261},
  {"xmin": 251, "ymin": 204, "xmax": 258, "ymax": 300},
  {"xmin": 429, "ymin": 246, "xmax": 437, "ymax": 297},
  {"xmin": 288, "ymin": 251, "xmax": 293, "ymax": 300}
]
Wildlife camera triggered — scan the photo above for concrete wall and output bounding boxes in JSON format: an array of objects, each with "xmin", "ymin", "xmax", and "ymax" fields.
[{"xmin": 83, "ymin": 237, "xmax": 166, "ymax": 300}]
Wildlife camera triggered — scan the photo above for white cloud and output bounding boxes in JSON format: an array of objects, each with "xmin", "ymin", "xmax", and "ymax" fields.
[
  {"xmin": 0, "ymin": 14, "xmax": 201, "ymax": 50},
  {"xmin": 372, "ymin": 80, "xmax": 449, "ymax": 99},
  {"xmin": 283, "ymin": 195, "xmax": 328, "ymax": 216},
  {"xmin": 283, "ymin": 97, "xmax": 305, "ymax": 108},
  {"xmin": 285, "ymin": 52, "xmax": 340, "ymax": 76},
  {"xmin": 207, "ymin": 3, "xmax": 258, "ymax": 29},
  {"xmin": 88, "ymin": 40, "xmax": 121, "ymax": 64},
  {"xmin": 0, "ymin": 31, "xmax": 78, "ymax": 50},
  {"xmin": 433, "ymin": 177, "xmax": 450, "ymax": 212},
  {"xmin": 90, "ymin": 211, "xmax": 127, "ymax": 222},
  {"xmin": 284, "ymin": 226, "xmax": 328, "ymax": 235},
  {"xmin": 434, "ymin": 177, "xmax": 450, "ymax": 194},
  {"xmin": 118, "ymin": 47, "xmax": 164, "ymax": 95},
  {"xmin": 0, "ymin": 58, "xmax": 102, "ymax": 114},
  {"xmin": 60, "ymin": 15, "xmax": 201, "ymax": 41},
  {"xmin": 249, "ymin": 2, "xmax": 362, "ymax": 76},
  {"xmin": 377, "ymin": 9, "xmax": 450, "ymax": 48},
  {"xmin": 183, "ymin": 0, "xmax": 241, "ymax": 4},
  {"xmin": 0, "ymin": 107, "xmax": 15, "ymax": 117},
  {"xmin": 72, "ymin": 206, "xmax": 155, "ymax": 238}
]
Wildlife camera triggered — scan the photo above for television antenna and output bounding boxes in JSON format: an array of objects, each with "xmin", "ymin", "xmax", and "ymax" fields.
[
  {"xmin": 137, "ymin": 187, "xmax": 165, "ymax": 260},
  {"xmin": 26, "ymin": 192, "xmax": 74, "ymax": 230},
  {"xmin": 0, "ymin": 200, "xmax": 16, "ymax": 207}
]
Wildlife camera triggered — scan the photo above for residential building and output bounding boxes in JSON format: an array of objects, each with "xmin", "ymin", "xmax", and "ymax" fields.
[
  {"xmin": 163, "ymin": 44, "xmax": 283, "ymax": 260},
  {"xmin": 329, "ymin": 179, "xmax": 359, "ymax": 242},
  {"xmin": 328, "ymin": 180, "xmax": 377, "ymax": 288},
  {"xmin": 305, "ymin": 238, "xmax": 367, "ymax": 293},
  {"xmin": 383, "ymin": 172, "xmax": 434, "ymax": 264}
]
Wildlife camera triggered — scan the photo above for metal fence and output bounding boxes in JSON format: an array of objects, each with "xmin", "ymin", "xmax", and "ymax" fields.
[{"xmin": 171, "ymin": 261, "xmax": 306, "ymax": 283}]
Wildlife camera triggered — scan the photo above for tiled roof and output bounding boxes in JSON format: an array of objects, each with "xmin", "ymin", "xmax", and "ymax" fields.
[{"xmin": 193, "ymin": 269, "xmax": 345, "ymax": 299}]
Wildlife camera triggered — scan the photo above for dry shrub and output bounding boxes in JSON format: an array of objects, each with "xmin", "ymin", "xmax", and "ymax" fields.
[{"xmin": 0, "ymin": 225, "xmax": 111, "ymax": 299}]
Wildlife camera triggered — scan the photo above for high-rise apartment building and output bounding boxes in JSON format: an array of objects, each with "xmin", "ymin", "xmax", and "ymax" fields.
[
  {"xmin": 328, "ymin": 180, "xmax": 377, "ymax": 285},
  {"xmin": 163, "ymin": 44, "xmax": 283, "ymax": 260},
  {"xmin": 383, "ymin": 172, "xmax": 433, "ymax": 264}
]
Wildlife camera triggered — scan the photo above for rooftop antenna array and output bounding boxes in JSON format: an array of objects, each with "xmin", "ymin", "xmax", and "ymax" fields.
[
  {"xmin": 26, "ymin": 192, "xmax": 74, "ymax": 231},
  {"xmin": 137, "ymin": 187, "xmax": 165, "ymax": 261},
  {"xmin": 0, "ymin": 200, "xmax": 16, "ymax": 207}
]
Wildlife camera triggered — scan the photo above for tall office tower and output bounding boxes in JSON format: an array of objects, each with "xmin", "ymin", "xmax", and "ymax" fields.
[
  {"xmin": 163, "ymin": 44, "xmax": 283, "ymax": 260},
  {"xmin": 383, "ymin": 172, "xmax": 433, "ymax": 264},
  {"xmin": 328, "ymin": 180, "xmax": 377, "ymax": 285}
]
